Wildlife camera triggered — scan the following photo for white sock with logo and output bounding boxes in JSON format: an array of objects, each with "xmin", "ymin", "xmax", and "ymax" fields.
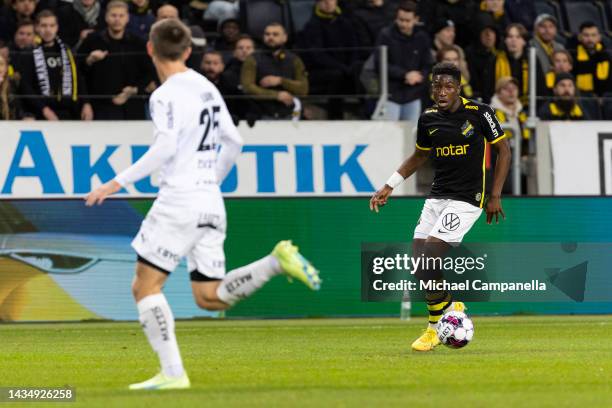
[
  {"xmin": 216, "ymin": 255, "xmax": 282, "ymax": 306},
  {"xmin": 137, "ymin": 293, "xmax": 185, "ymax": 378}
]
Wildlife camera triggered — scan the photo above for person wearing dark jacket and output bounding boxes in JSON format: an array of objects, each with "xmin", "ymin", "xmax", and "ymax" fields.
[
  {"xmin": 242, "ymin": 23, "xmax": 308, "ymax": 120},
  {"xmin": 352, "ymin": 0, "xmax": 396, "ymax": 47},
  {"xmin": 297, "ymin": 0, "xmax": 361, "ymax": 119},
  {"xmin": 419, "ymin": 0, "xmax": 476, "ymax": 48},
  {"xmin": 474, "ymin": 0, "xmax": 510, "ymax": 43},
  {"xmin": 538, "ymin": 73, "xmax": 588, "ymax": 120},
  {"xmin": 214, "ymin": 17, "xmax": 241, "ymax": 62},
  {"xmin": 9, "ymin": 19, "xmax": 35, "ymax": 75},
  {"xmin": 376, "ymin": 1, "xmax": 432, "ymax": 121},
  {"xmin": 466, "ymin": 22, "xmax": 498, "ymax": 103},
  {"xmin": 222, "ymin": 34, "xmax": 254, "ymax": 120},
  {"xmin": 0, "ymin": 0, "xmax": 37, "ymax": 42},
  {"xmin": 19, "ymin": 10, "xmax": 92, "ymax": 120},
  {"xmin": 572, "ymin": 22, "xmax": 611, "ymax": 97},
  {"xmin": 57, "ymin": 0, "xmax": 104, "ymax": 49},
  {"xmin": 127, "ymin": 0, "xmax": 155, "ymax": 41},
  {"xmin": 78, "ymin": 1, "xmax": 153, "ymax": 120}
]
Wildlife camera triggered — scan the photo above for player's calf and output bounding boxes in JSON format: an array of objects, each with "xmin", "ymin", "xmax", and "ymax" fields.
[
  {"xmin": 191, "ymin": 281, "xmax": 230, "ymax": 311},
  {"xmin": 190, "ymin": 241, "xmax": 321, "ymax": 311}
]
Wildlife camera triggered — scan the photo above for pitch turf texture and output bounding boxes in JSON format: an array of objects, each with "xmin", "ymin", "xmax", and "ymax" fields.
[{"xmin": 1, "ymin": 316, "xmax": 611, "ymax": 407}]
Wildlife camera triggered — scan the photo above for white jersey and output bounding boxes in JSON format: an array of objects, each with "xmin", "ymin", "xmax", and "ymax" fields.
[{"xmin": 115, "ymin": 69, "xmax": 243, "ymax": 203}]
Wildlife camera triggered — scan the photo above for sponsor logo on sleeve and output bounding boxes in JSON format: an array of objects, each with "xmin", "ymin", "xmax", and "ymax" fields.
[{"xmin": 484, "ymin": 111, "xmax": 499, "ymax": 138}]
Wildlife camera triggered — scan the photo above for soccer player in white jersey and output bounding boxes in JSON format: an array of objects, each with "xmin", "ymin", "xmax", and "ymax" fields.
[{"xmin": 85, "ymin": 19, "xmax": 321, "ymax": 390}]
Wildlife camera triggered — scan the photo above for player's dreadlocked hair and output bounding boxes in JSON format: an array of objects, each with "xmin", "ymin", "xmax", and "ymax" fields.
[{"xmin": 432, "ymin": 62, "xmax": 461, "ymax": 83}]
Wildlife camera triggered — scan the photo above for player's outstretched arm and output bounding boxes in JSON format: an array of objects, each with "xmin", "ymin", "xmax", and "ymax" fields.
[
  {"xmin": 369, "ymin": 149, "xmax": 430, "ymax": 213},
  {"xmin": 486, "ymin": 138, "xmax": 511, "ymax": 224},
  {"xmin": 84, "ymin": 180, "xmax": 122, "ymax": 206}
]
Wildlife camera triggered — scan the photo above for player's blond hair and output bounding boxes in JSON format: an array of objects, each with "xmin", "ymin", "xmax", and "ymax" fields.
[{"xmin": 149, "ymin": 18, "xmax": 192, "ymax": 62}]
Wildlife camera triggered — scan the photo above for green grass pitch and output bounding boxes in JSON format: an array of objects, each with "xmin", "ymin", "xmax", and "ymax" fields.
[{"xmin": 1, "ymin": 316, "xmax": 611, "ymax": 407}]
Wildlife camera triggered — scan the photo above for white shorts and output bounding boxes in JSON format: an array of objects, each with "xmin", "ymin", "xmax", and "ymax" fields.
[
  {"xmin": 413, "ymin": 199, "xmax": 482, "ymax": 243},
  {"xmin": 131, "ymin": 197, "xmax": 227, "ymax": 280}
]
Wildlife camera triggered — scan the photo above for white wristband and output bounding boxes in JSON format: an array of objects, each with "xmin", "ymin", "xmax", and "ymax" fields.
[{"xmin": 385, "ymin": 171, "xmax": 405, "ymax": 189}]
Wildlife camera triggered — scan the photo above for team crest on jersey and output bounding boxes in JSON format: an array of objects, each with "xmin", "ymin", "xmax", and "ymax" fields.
[{"xmin": 461, "ymin": 120, "xmax": 474, "ymax": 138}]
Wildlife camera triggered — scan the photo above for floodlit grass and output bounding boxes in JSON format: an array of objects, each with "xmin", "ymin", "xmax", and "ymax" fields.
[{"xmin": 1, "ymin": 316, "xmax": 611, "ymax": 407}]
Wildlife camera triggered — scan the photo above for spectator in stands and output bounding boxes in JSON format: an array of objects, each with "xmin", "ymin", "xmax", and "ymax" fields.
[
  {"xmin": 530, "ymin": 14, "xmax": 564, "ymax": 102},
  {"xmin": 127, "ymin": 0, "xmax": 155, "ymax": 41},
  {"xmin": 431, "ymin": 20, "xmax": 468, "ymax": 79},
  {"xmin": 9, "ymin": 19, "xmax": 35, "ymax": 74},
  {"xmin": 12, "ymin": 19, "xmax": 35, "ymax": 50},
  {"xmin": 436, "ymin": 45, "xmax": 473, "ymax": 98},
  {"xmin": 57, "ymin": 0, "xmax": 104, "ymax": 49},
  {"xmin": 0, "ymin": 42, "xmax": 9, "ymax": 70},
  {"xmin": 188, "ymin": 25, "xmax": 207, "ymax": 69},
  {"xmin": 222, "ymin": 34, "xmax": 254, "ymax": 119},
  {"xmin": 475, "ymin": 0, "xmax": 510, "ymax": 38},
  {"xmin": 154, "ymin": 3, "xmax": 207, "ymax": 72},
  {"xmin": 375, "ymin": 0, "xmax": 431, "ymax": 121},
  {"xmin": 19, "ymin": 10, "xmax": 92, "ymax": 120},
  {"xmin": 538, "ymin": 49, "xmax": 573, "ymax": 98},
  {"xmin": 494, "ymin": 23, "xmax": 529, "ymax": 106},
  {"xmin": 538, "ymin": 73, "xmax": 587, "ymax": 120},
  {"xmin": 419, "ymin": 0, "xmax": 476, "ymax": 48},
  {"xmin": 156, "ymin": 4, "xmax": 179, "ymax": 20},
  {"xmin": 78, "ymin": 0, "xmax": 153, "ymax": 120},
  {"xmin": 490, "ymin": 76, "xmax": 529, "ymax": 148},
  {"xmin": 489, "ymin": 76, "xmax": 529, "ymax": 193},
  {"xmin": 297, "ymin": 0, "xmax": 361, "ymax": 119},
  {"xmin": 572, "ymin": 22, "xmax": 611, "ymax": 97},
  {"xmin": 214, "ymin": 17, "xmax": 241, "ymax": 60},
  {"xmin": 503, "ymin": 0, "xmax": 535, "ymax": 31},
  {"xmin": 241, "ymin": 23, "xmax": 308, "ymax": 120},
  {"xmin": 0, "ymin": 53, "xmax": 26, "ymax": 119},
  {"xmin": 200, "ymin": 50, "xmax": 225, "ymax": 87},
  {"xmin": 466, "ymin": 22, "xmax": 497, "ymax": 103},
  {"xmin": 0, "ymin": 0, "xmax": 37, "ymax": 42},
  {"xmin": 352, "ymin": 0, "xmax": 396, "ymax": 47}
]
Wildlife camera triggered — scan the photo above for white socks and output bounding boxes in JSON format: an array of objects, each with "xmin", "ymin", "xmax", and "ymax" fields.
[
  {"xmin": 216, "ymin": 255, "xmax": 282, "ymax": 306},
  {"xmin": 137, "ymin": 293, "xmax": 185, "ymax": 378},
  {"xmin": 136, "ymin": 256, "xmax": 282, "ymax": 376}
]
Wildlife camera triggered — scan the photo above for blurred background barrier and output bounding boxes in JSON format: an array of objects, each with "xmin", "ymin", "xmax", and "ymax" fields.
[
  {"xmin": 0, "ymin": 121, "xmax": 415, "ymax": 198},
  {"xmin": 0, "ymin": 196, "xmax": 611, "ymax": 322},
  {"xmin": 1, "ymin": 120, "xmax": 612, "ymax": 321}
]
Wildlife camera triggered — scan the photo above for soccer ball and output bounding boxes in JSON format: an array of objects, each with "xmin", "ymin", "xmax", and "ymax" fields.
[{"xmin": 436, "ymin": 311, "xmax": 474, "ymax": 349}]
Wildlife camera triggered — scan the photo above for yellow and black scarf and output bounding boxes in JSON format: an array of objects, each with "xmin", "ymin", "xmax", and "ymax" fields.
[{"xmin": 495, "ymin": 50, "xmax": 529, "ymax": 102}]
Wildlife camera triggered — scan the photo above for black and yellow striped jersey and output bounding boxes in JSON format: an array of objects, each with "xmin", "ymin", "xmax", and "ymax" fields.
[{"xmin": 416, "ymin": 97, "xmax": 506, "ymax": 208}]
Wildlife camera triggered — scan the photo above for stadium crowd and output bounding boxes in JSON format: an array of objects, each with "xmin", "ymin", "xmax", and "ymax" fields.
[{"xmin": 0, "ymin": 0, "xmax": 611, "ymax": 123}]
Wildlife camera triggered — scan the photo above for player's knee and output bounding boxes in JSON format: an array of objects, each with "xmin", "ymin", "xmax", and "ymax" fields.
[
  {"xmin": 131, "ymin": 277, "xmax": 162, "ymax": 300},
  {"xmin": 131, "ymin": 279, "xmax": 145, "ymax": 300}
]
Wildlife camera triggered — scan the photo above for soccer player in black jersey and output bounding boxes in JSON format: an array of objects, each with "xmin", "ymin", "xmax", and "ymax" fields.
[{"xmin": 369, "ymin": 62, "xmax": 511, "ymax": 351}]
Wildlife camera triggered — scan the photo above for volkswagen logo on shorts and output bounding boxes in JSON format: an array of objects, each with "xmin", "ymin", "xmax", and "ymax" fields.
[{"xmin": 442, "ymin": 213, "xmax": 460, "ymax": 231}]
